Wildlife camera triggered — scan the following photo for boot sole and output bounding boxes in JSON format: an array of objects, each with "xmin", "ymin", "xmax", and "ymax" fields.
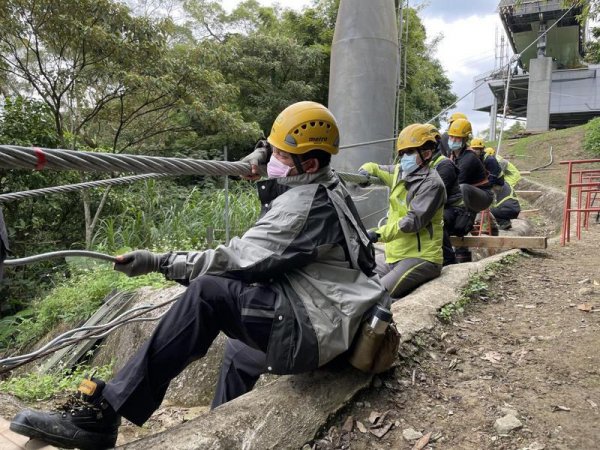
[{"xmin": 10, "ymin": 420, "xmax": 116, "ymax": 450}]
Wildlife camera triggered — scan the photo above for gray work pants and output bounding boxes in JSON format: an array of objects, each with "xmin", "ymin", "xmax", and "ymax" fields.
[{"xmin": 374, "ymin": 253, "xmax": 442, "ymax": 300}]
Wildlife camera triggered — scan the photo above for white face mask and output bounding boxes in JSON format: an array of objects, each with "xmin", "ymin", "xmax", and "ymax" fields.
[{"xmin": 266, "ymin": 154, "xmax": 292, "ymax": 178}]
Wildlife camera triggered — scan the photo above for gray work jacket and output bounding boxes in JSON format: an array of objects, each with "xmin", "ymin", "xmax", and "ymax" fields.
[{"xmin": 161, "ymin": 168, "xmax": 389, "ymax": 374}]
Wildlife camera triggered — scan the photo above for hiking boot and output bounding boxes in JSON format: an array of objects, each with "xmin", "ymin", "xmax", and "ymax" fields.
[{"xmin": 10, "ymin": 377, "xmax": 120, "ymax": 450}]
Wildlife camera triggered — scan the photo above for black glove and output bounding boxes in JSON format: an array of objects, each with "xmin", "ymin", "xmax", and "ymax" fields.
[
  {"xmin": 367, "ymin": 230, "xmax": 379, "ymax": 244},
  {"xmin": 114, "ymin": 250, "xmax": 165, "ymax": 277},
  {"xmin": 357, "ymin": 169, "xmax": 371, "ymax": 187}
]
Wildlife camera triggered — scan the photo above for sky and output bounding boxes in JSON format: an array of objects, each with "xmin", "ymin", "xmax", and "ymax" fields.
[{"xmin": 222, "ymin": 0, "xmax": 509, "ymax": 135}]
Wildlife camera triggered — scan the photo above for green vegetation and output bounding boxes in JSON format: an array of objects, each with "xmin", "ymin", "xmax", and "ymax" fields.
[
  {"xmin": 0, "ymin": 362, "xmax": 114, "ymax": 402},
  {"xmin": 584, "ymin": 117, "xmax": 600, "ymax": 156},
  {"xmin": 502, "ymin": 125, "xmax": 586, "ymax": 158},
  {"xmin": 438, "ymin": 253, "xmax": 521, "ymax": 322},
  {"xmin": 0, "ymin": 0, "xmax": 455, "ymax": 314},
  {"xmin": 93, "ymin": 181, "xmax": 260, "ymax": 252},
  {"xmin": 0, "ymin": 267, "xmax": 167, "ymax": 350}
]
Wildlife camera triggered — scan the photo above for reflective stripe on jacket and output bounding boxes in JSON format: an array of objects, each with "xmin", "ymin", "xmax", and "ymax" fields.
[
  {"xmin": 360, "ymin": 162, "xmax": 446, "ymax": 265},
  {"xmin": 161, "ymin": 168, "xmax": 389, "ymax": 374}
]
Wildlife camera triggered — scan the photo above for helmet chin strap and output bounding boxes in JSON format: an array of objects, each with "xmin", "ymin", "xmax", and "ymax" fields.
[{"xmin": 291, "ymin": 154, "xmax": 305, "ymax": 175}]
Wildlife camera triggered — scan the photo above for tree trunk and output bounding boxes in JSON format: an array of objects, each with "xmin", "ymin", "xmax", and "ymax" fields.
[{"xmin": 82, "ymin": 187, "xmax": 111, "ymax": 249}]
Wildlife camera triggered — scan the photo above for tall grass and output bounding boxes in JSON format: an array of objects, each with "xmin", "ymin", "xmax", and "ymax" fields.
[{"xmin": 93, "ymin": 180, "xmax": 260, "ymax": 252}]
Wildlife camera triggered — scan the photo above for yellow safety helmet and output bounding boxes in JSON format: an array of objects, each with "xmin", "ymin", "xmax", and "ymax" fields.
[
  {"xmin": 449, "ymin": 112, "xmax": 467, "ymax": 124},
  {"xmin": 447, "ymin": 118, "xmax": 472, "ymax": 139},
  {"xmin": 267, "ymin": 101, "xmax": 340, "ymax": 155},
  {"xmin": 470, "ymin": 137, "xmax": 485, "ymax": 149},
  {"xmin": 423, "ymin": 123, "xmax": 441, "ymax": 141},
  {"xmin": 396, "ymin": 123, "xmax": 437, "ymax": 154},
  {"xmin": 485, "ymin": 147, "xmax": 496, "ymax": 156}
]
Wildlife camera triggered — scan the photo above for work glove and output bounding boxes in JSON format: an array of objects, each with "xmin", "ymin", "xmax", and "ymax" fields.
[
  {"xmin": 357, "ymin": 168, "xmax": 372, "ymax": 187},
  {"xmin": 114, "ymin": 250, "xmax": 165, "ymax": 277},
  {"xmin": 367, "ymin": 230, "xmax": 379, "ymax": 244},
  {"xmin": 241, "ymin": 140, "xmax": 271, "ymax": 180}
]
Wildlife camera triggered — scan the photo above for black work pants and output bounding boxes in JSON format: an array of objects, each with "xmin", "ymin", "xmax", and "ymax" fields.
[
  {"xmin": 211, "ymin": 338, "xmax": 266, "ymax": 409},
  {"xmin": 102, "ymin": 275, "xmax": 278, "ymax": 426}
]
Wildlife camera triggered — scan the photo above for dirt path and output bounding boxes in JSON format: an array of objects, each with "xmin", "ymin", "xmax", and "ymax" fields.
[{"xmin": 313, "ymin": 225, "xmax": 600, "ymax": 450}]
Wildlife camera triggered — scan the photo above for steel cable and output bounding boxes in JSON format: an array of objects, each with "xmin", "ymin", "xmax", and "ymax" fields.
[
  {"xmin": 0, "ymin": 173, "xmax": 169, "ymax": 203},
  {"xmin": 0, "ymin": 292, "xmax": 182, "ymax": 373},
  {"xmin": 0, "ymin": 145, "xmax": 380, "ymax": 188}
]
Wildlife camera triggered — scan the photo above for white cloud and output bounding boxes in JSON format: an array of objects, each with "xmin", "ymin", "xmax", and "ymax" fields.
[
  {"xmin": 423, "ymin": 13, "xmax": 506, "ymax": 135},
  {"xmin": 223, "ymin": 0, "xmax": 509, "ymax": 136}
]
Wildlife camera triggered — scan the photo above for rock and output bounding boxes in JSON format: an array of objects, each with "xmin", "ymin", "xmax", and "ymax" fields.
[
  {"xmin": 578, "ymin": 278, "xmax": 591, "ymax": 284},
  {"xmin": 578, "ymin": 287, "xmax": 594, "ymax": 296},
  {"xmin": 520, "ymin": 442, "xmax": 545, "ymax": 450},
  {"xmin": 402, "ymin": 427, "xmax": 423, "ymax": 441},
  {"xmin": 373, "ymin": 376, "xmax": 382, "ymax": 388},
  {"xmin": 500, "ymin": 407, "xmax": 519, "ymax": 417},
  {"xmin": 494, "ymin": 414, "xmax": 523, "ymax": 435}
]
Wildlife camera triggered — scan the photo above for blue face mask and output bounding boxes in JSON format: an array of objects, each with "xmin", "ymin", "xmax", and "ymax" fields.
[
  {"xmin": 400, "ymin": 152, "xmax": 419, "ymax": 175},
  {"xmin": 448, "ymin": 139, "xmax": 463, "ymax": 152}
]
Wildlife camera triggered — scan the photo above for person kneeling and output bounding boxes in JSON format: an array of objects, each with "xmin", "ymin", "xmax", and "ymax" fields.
[{"xmin": 359, "ymin": 123, "xmax": 446, "ymax": 300}]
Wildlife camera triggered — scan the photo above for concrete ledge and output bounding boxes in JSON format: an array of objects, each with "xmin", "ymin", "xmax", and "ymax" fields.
[{"xmin": 122, "ymin": 251, "xmax": 518, "ymax": 449}]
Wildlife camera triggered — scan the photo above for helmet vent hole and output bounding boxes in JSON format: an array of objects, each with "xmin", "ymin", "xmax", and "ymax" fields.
[
  {"xmin": 294, "ymin": 129, "xmax": 299, "ymax": 134},
  {"xmin": 310, "ymin": 121, "xmax": 315, "ymax": 127},
  {"xmin": 285, "ymin": 135, "xmax": 297, "ymax": 146},
  {"xmin": 326, "ymin": 124, "xmax": 331, "ymax": 129},
  {"xmin": 318, "ymin": 121, "xmax": 324, "ymax": 126},
  {"xmin": 301, "ymin": 124, "xmax": 307, "ymax": 130}
]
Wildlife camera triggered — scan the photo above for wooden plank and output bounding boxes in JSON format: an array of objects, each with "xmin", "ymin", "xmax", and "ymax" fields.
[
  {"xmin": 518, "ymin": 209, "xmax": 540, "ymax": 217},
  {"xmin": 515, "ymin": 190, "xmax": 542, "ymax": 195},
  {"xmin": 39, "ymin": 291, "xmax": 136, "ymax": 373},
  {"xmin": 520, "ymin": 171, "xmax": 531, "ymax": 175},
  {"xmin": 450, "ymin": 235, "xmax": 547, "ymax": 249}
]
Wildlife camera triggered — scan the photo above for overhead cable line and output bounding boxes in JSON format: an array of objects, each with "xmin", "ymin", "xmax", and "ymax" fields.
[{"xmin": 496, "ymin": 4, "xmax": 576, "ymax": 157}]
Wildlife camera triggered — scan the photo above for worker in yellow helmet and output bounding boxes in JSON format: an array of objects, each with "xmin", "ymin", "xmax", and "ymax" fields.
[
  {"xmin": 470, "ymin": 137, "xmax": 504, "ymax": 188},
  {"xmin": 439, "ymin": 111, "xmax": 468, "ymax": 156},
  {"xmin": 485, "ymin": 147, "xmax": 522, "ymax": 188},
  {"xmin": 483, "ymin": 147, "xmax": 522, "ymax": 229},
  {"xmin": 447, "ymin": 119, "xmax": 494, "ymax": 261},
  {"xmin": 424, "ymin": 123, "xmax": 467, "ymax": 265},
  {"xmin": 357, "ymin": 123, "xmax": 446, "ymax": 298},
  {"xmin": 10, "ymin": 102, "xmax": 390, "ymax": 448}
]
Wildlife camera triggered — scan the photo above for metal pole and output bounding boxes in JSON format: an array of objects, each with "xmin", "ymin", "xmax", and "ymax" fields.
[
  {"xmin": 224, "ymin": 145, "xmax": 230, "ymax": 245},
  {"xmin": 496, "ymin": 56, "xmax": 516, "ymax": 157}
]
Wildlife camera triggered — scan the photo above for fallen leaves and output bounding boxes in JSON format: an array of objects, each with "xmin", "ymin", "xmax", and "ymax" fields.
[
  {"xmin": 412, "ymin": 431, "xmax": 432, "ymax": 450},
  {"xmin": 577, "ymin": 303, "xmax": 593, "ymax": 312}
]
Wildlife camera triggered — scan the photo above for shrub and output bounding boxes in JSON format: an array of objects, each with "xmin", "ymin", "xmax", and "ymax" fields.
[
  {"xmin": 0, "ymin": 362, "xmax": 114, "ymax": 402},
  {"xmin": 584, "ymin": 117, "xmax": 600, "ymax": 156}
]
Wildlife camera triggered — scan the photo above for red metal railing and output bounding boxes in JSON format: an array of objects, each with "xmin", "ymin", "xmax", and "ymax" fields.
[{"xmin": 560, "ymin": 159, "xmax": 600, "ymax": 246}]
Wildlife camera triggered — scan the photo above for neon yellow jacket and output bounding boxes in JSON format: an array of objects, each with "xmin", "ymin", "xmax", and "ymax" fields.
[
  {"xmin": 360, "ymin": 162, "xmax": 446, "ymax": 265},
  {"xmin": 496, "ymin": 155, "xmax": 521, "ymax": 187}
]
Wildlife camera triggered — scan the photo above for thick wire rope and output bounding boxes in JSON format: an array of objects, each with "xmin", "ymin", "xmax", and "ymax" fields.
[
  {"xmin": 4, "ymin": 250, "xmax": 117, "ymax": 267},
  {"xmin": 0, "ymin": 173, "xmax": 169, "ymax": 203},
  {"xmin": 0, "ymin": 292, "xmax": 182, "ymax": 373},
  {"xmin": 0, "ymin": 145, "xmax": 380, "ymax": 187}
]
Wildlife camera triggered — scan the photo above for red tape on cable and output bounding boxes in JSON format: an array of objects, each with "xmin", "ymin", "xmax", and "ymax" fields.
[{"xmin": 34, "ymin": 147, "xmax": 46, "ymax": 170}]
